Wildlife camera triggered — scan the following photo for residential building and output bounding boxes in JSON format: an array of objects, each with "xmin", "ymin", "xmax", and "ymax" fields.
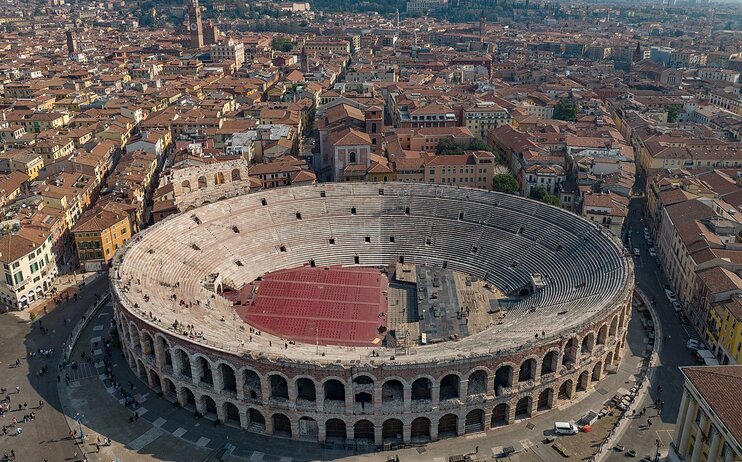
[{"xmin": 72, "ymin": 208, "xmax": 132, "ymax": 271}]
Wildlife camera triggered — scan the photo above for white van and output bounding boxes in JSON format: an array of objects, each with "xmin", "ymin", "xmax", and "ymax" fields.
[{"xmin": 554, "ymin": 422, "xmax": 579, "ymax": 435}]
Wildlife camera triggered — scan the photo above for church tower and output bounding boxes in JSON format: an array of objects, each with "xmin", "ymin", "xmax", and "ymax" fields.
[{"xmin": 187, "ymin": 0, "xmax": 204, "ymax": 49}]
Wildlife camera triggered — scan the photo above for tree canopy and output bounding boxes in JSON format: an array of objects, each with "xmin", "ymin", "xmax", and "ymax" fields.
[
  {"xmin": 529, "ymin": 186, "xmax": 560, "ymax": 206},
  {"xmin": 553, "ymin": 99, "xmax": 578, "ymax": 122},
  {"xmin": 271, "ymin": 36, "xmax": 293, "ymax": 52},
  {"xmin": 492, "ymin": 173, "xmax": 518, "ymax": 194}
]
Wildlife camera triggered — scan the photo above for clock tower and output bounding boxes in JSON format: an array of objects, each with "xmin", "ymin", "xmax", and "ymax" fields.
[{"xmin": 187, "ymin": 0, "xmax": 204, "ymax": 49}]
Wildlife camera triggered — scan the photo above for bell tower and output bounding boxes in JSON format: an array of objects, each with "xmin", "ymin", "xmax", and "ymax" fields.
[{"xmin": 187, "ymin": 0, "xmax": 204, "ymax": 49}]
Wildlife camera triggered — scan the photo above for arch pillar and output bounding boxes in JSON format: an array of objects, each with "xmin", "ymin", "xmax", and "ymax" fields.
[
  {"xmin": 431, "ymin": 384, "xmax": 440, "ymax": 406},
  {"xmin": 236, "ymin": 383, "xmax": 245, "ymax": 401},
  {"xmin": 195, "ymin": 395, "xmax": 207, "ymax": 415},
  {"xmin": 459, "ymin": 379, "xmax": 468, "ymax": 399},
  {"xmin": 403, "ymin": 423, "xmax": 411, "ymax": 444},
  {"xmin": 216, "ymin": 402, "xmax": 226, "ymax": 423},
  {"xmin": 317, "ymin": 420, "xmax": 326, "ymax": 443},
  {"xmin": 190, "ymin": 357, "xmax": 202, "ymax": 386},
  {"xmin": 264, "ymin": 416, "xmax": 274, "ymax": 436},
  {"xmin": 288, "ymin": 381, "xmax": 298, "ymax": 409},
  {"xmin": 457, "ymin": 413, "xmax": 466, "ymax": 435},
  {"xmin": 430, "ymin": 421, "xmax": 439, "ymax": 441},
  {"xmin": 403, "ymin": 385, "xmax": 411, "ymax": 412},
  {"xmin": 176, "ymin": 387, "xmax": 187, "ymax": 407},
  {"xmin": 486, "ymin": 376, "xmax": 495, "ymax": 397},
  {"xmin": 290, "ymin": 420, "xmax": 300, "ymax": 440},
  {"xmin": 373, "ymin": 385, "xmax": 383, "ymax": 410},
  {"xmin": 345, "ymin": 383, "xmax": 354, "ymax": 412},
  {"xmin": 260, "ymin": 380, "xmax": 270, "ymax": 404},
  {"xmin": 213, "ymin": 368, "xmax": 224, "ymax": 393},
  {"xmin": 172, "ymin": 351, "xmax": 183, "ymax": 376},
  {"xmin": 238, "ymin": 407, "xmax": 249, "ymax": 430},
  {"xmin": 374, "ymin": 425, "xmax": 383, "ymax": 446},
  {"xmin": 154, "ymin": 341, "xmax": 165, "ymax": 370}
]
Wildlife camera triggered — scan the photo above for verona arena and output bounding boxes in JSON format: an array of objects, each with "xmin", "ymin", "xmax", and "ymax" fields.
[{"xmin": 110, "ymin": 182, "xmax": 634, "ymax": 446}]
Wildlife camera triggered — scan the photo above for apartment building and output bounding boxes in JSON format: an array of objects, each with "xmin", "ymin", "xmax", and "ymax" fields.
[
  {"xmin": 72, "ymin": 208, "xmax": 132, "ymax": 271},
  {"xmin": 0, "ymin": 231, "xmax": 57, "ymax": 310}
]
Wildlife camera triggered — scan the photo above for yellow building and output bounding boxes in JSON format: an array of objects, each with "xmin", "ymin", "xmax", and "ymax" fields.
[
  {"xmin": 706, "ymin": 297, "xmax": 742, "ymax": 365},
  {"xmin": 672, "ymin": 366, "xmax": 742, "ymax": 462},
  {"xmin": 72, "ymin": 208, "xmax": 132, "ymax": 271}
]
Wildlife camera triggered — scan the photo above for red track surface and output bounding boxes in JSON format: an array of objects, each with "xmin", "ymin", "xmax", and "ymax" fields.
[{"xmin": 228, "ymin": 266, "xmax": 388, "ymax": 347}]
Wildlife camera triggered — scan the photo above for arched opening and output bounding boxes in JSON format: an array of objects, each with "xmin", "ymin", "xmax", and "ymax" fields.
[
  {"xmin": 196, "ymin": 357, "xmax": 213, "ymax": 387},
  {"xmin": 537, "ymin": 388, "xmax": 553, "ymax": 411},
  {"xmin": 467, "ymin": 370, "xmax": 487, "ymax": 396},
  {"xmin": 136, "ymin": 359, "xmax": 146, "ymax": 380},
  {"xmin": 349, "ymin": 152, "xmax": 357, "ymax": 164},
  {"xmin": 182, "ymin": 387, "xmax": 196, "ymax": 410},
  {"xmin": 130, "ymin": 327, "xmax": 141, "ymax": 350},
  {"xmin": 440, "ymin": 374, "xmax": 460, "ymax": 400},
  {"xmin": 371, "ymin": 122, "xmax": 377, "ymax": 133},
  {"xmin": 140, "ymin": 332, "xmax": 154, "ymax": 357},
  {"xmin": 609, "ymin": 317, "xmax": 618, "ymax": 337},
  {"xmin": 382, "ymin": 379, "xmax": 404, "ymax": 406},
  {"xmin": 518, "ymin": 358, "xmax": 537, "ymax": 382},
  {"xmin": 410, "ymin": 417, "xmax": 431, "ymax": 442},
  {"xmin": 465, "ymin": 409, "xmax": 485, "ymax": 433},
  {"xmin": 247, "ymin": 409, "xmax": 265, "ymax": 433},
  {"xmin": 577, "ymin": 371, "xmax": 589, "ymax": 391},
  {"xmin": 562, "ymin": 338, "xmax": 578, "ymax": 366},
  {"xmin": 231, "ymin": 169, "xmax": 241, "ymax": 181},
  {"xmin": 438, "ymin": 414, "xmax": 458, "ymax": 439},
  {"xmin": 175, "ymin": 350, "xmax": 191, "ymax": 379},
  {"xmin": 163, "ymin": 378, "xmax": 177, "ymax": 399},
  {"xmin": 541, "ymin": 351, "xmax": 558, "ymax": 375},
  {"xmin": 201, "ymin": 395, "xmax": 217, "ymax": 418},
  {"xmin": 197, "ymin": 175, "xmax": 207, "ymax": 189},
  {"xmin": 515, "ymin": 396, "xmax": 532, "ymax": 419},
  {"xmin": 353, "ymin": 374, "xmax": 374, "ymax": 409},
  {"xmin": 592, "ymin": 361, "xmax": 602, "ymax": 381},
  {"xmin": 597, "ymin": 325, "xmax": 608, "ymax": 345},
  {"xmin": 223, "ymin": 402, "xmax": 240, "ymax": 426},
  {"xmin": 272, "ymin": 413, "xmax": 292, "ymax": 438},
  {"xmin": 581, "ymin": 333, "xmax": 595, "ymax": 353},
  {"xmin": 354, "ymin": 420, "xmax": 374, "ymax": 442},
  {"xmin": 494, "ymin": 365, "xmax": 513, "ymax": 396},
  {"xmin": 614, "ymin": 343, "xmax": 621, "ymax": 364},
  {"xmin": 157, "ymin": 337, "xmax": 172, "ymax": 367},
  {"xmin": 491, "ymin": 403, "xmax": 509, "ymax": 427},
  {"xmin": 148, "ymin": 369, "xmax": 161, "ymax": 392},
  {"xmin": 269, "ymin": 375, "xmax": 289, "ymax": 400},
  {"xmin": 181, "ymin": 180, "xmax": 191, "ymax": 193},
  {"xmin": 324, "ymin": 379, "xmax": 345, "ymax": 401},
  {"xmin": 558, "ymin": 380, "xmax": 573, "ymax": 401},
  {"xmin": 382, "ymin": 418, "xmax": 403, "ymax": 443},
  {"xmin": 325, "ymin": 418, "xmax": 346, "ymax": 442},
  {"xmin": 242, "ymin": 369, "xmax": 261, "ymax": 400},
  {"xmin": 411, "ymin": 377, "xmax": 432, "ymax": 401},
  {"xmin": 606, "ymin": 352, "xmax": 614, "ymax": 367},
  {"xmin": 297, "ymin": 416, "xmax": 318, "ymax": 441},
  {"xmin": 219, "ymin": 363, "xmax": 237, "ymax": 393},
  {"xmin": 296, "ymin": 378, "xmax": 316, "ymax": 402},
  {"xmin": 214, "ymin": 171, "xmax": 225, "ymax": 185}
]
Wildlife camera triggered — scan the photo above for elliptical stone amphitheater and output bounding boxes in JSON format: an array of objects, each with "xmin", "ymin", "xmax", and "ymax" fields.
[{"xmin": 111, "ymin": 183, "xmax": 634, "ymax": 446}]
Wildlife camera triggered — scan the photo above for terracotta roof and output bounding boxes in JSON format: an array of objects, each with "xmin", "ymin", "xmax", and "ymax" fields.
[
  {"xmin": 73, "ymin": 209, "xmax": 128, "ymax": 233},
  {"xmin": 682, "ymin": 365, "xmax": 742, "ymax": 444},
  {"xmin": 0, "ymin": 234, "xmax": 39, "ymax": 263}
]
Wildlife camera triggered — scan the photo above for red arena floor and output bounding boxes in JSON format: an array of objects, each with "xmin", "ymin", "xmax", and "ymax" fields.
[{"xmin": 226, "ymin": 266, "xmax": 389, "ymax": 347}]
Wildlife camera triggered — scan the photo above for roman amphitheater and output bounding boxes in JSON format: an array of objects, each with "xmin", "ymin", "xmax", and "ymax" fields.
[{"xmin": 110, "ymin": 182, "xmax": 634, "ymax": 447}]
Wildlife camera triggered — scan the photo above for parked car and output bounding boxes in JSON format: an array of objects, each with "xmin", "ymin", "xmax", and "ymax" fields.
[
  {"xmin": 554, "ymin": 422, "xmax": 579, "ymax": 435},
  {"xmin": 664, "ymin": 288, "xmax": 677, "ymax": 303},
  {"xmin": 673, "ymin": 301, "xmax": 682, "ymax": 313},
  {"xmin": 633, "ymin": 248, "xmax": 641, "ymax": 256},
  {"xmin": 648, "ymin": 247, "xmax": 657, "ymax": 257},
  {"xmin": 687, "ymin": 339, "xmax": 703, "ymax": 351}
]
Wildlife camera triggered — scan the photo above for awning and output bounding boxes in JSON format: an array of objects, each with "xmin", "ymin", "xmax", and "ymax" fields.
[{"xmin": 35, "ymin": 286, "xmax": 43, "ymax": 293}]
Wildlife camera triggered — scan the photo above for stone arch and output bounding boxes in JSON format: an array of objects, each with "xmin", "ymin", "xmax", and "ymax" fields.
[
  {"xmin": 269, "ymin": 374, "xmax": 289, "ymax": 400},
  {"xmin": 491, "ymin": 403, "xmax": 509, "ymax": 427},
  {"xmin": 515, "ymin": 396, "xmax": 532, "ymax": 419},
  {"xmin": 296, "ymin": 377, "xmax": 317, "ymax": 402},
  {"xmin": 467, "ymin": 369, "xmax": 488, "ymax": 396},
  {"xmin": 354, "ymin": 419, "xmax": 374, "ymax": 442},
  {"xmin": 562, "ymin": 336, "xmax": 579, "ymax": 366},
  {"xmin": 382, "ymin": 418, "xmax": 403, "ymax": 443},
  {"xmin": 411, "ymin": 376, "xmax": 432, "ymax": 401},
  {"xmin": 606, "ymin": 351, "xmax": 614, "ymax": 367},
  {"xmin": 193, "ymin": 354, "xmax": 214, "ymax": 387},
  {"xmin": 558, "ymin": 379, "xmax": 573, "ymax": 401},
  {"xmin": 438, "ymin": 414, "xmax": 458, "ymax": 438},
  {"xmin": 241, "ymin": 367, "xmax": 262, "ymax": 400},
  {"xmin": 217, "ymin": 362, "xmax": 237, "ymax": 393},
  {"xmin": 352, "ymin": 374, "xmax": 375, "ymax": 408},
  {"xmin": 592, "ymin": 361, "xmax": 603, "ymax": 381},
  {"xmin": 541, "ymin": 350, "xmax": 559, "ymax": 375},
  {"xmin": 147, "ymin": 368, "xmax": 162, "ymax": 392},
  {"xmin": 135, "ymin": 359, "xmax": 146, "ymax": 380},
  {"xmin": 197, "ymin": 175, "xmax": 207, "ymax": 189},
  {"xmin": 465, "ymin": 409, "xmax": 485, "ymax": 433},
  {"xmin": 325, "ymin": 418, "xmax": 346, "ymax": 442},
  {"xmin": 155, "ymin": 334, "xmax": 172, "ymax": 367},
  {"xmin": 609, "ymin": 316, "xmax": 618, "ymax": 337},
  {"xmin": 382, "ymin": 379, "xmax": 404, "ymax": 405},
  {"xmin": 231, "ymin": 169, "xmax": 241, "ymax": 181},
  {"xmin": 537, "ymin": 388, "xmax": 554, "ymax": 411},
  {"xmin": 201, "ymin": 394, "xmax": 218, "ymax": 417},
  {"xmin": 298, "ymin": 416, "xmax": 318, "ymax": 441},
  {"xmin": 349, "ymin": 151, "xmax": 357, "ymax": 164},
  {"xmin": 162, "ymin": 377, "xmax": 177, "ymax": 399},
  {"xmin": 322, "ymin": 378, "xmax": 346, "ymax": 402},
  {"xmin": 581, "ymin": 332, "xmax": 595, "ymax": 353},
  {"xmin": 140, "ymin": 331, "xmax": 154, "ymax": 356},
  {"xmin": 181, "ymin": 386, "xmax": 196, "ymax": 410},
  {"xmin": 173, "ymin": 348, "xmax": 192, "ymax": 379},
  {"xmin": 129, "ymin": 322, "xmax": 141, "ymax": 350},
  {"xmin": 272, "ymin": 413, "xmax": 292, "ymax": 437},
  {"xmin": 181, "ymin": 179, "xmax": 191, "ymax": 193},
  {"xmin": 577, "ymin": 370, "xmax": 589, "ymax": 391},
  {"xmin": 247, "ymin": 408, "xmax": 265, "ymax": 432},
  {"xmin": 222, "ymin": 402, "xmax": 240, "ymax": 426},
  {"xmin": 440, "ymin": 373, "xmax": 460, "ymax": 400},
  {"xmin": 518, "ymin": 357, "xmax": 537, "ymax": 382},
  {"xmin": 494, "ymin": 364, "xmax": 514, "ymax": 396},
  {"xmin": 597, "ymin": 324, "xmax": 608, "ymax": 345},
  {"xmin": 214, "ymin": 171, "xmax": 225, "ymax": 185},
  {"xmin": 614, "ymin": 343, "xmax": 621, "ymax": 365},
  {"xmin": 411, "ymin": 417, "xmax": 431, "ymax": 442}
]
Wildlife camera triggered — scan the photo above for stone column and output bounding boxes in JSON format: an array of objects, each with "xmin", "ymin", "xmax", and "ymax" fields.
[
  {"xmin": 213, "ymin": 366, "xmax": 224, "ymax": 393},
  {"xmin": 176, "ymin": 387, "xmax": 187, "ymax": 407},
  {"xmin": 432, "ymin": 385, "xmax": 441, "ymax": 406},
  {"xmin": 679, "ymin": 401, "xmax": 698, "ymax": 457},
  {"xmin": 238, "ymin": 407, "xmax": 249, "ymax": 430},
  {"xmin": 374, "ymin": 424, "xmax": 383, "ymax": 446},
  {"xmin": 216, "ymin": 402, "xmax": 226, "ymax": 423},
  {"xmin": 154, "ymin": 341, "xmax": 165, "ymax": 370},
  {"xmin": 172, "ymin": 351, "xmax": 183, "ymax": 377},
  {"xmin": 290, "ymin": 420, "xmax": 300, "ymax": 440},
  {"xmin": 264, "ymin": 416, "xmax": 274, "ymax": 436},
  {"xmin": 317, "ymin": 420, "xmax": 327, "ymax": 443},
  {"xmin": 431, "ymin": 419, "xmax": 439, "ymax": 441},
  {"xmin": 403, "ymin": 423, "xmax": 411, "ymax": 444},
  {"xmin": 195, "ymin": 395, "xmax": 206, "ymax": 415},
  {"xmin": 486, "ymin": 377, "xmax": 495, "ymax": 397},
  {"xmin": 260, "ymin": 378, "xmax": 270, "ymax": 403},
  {"xmin": 190, "ymin": 357, "xmax": 202, "ymax": 386},
  {"xmin": 345, "ymin": 384, "xmax": 354, "ymax": 414},
  {"xmin": 403, "ymin": 385, "xmax": 412, "ymax": 413},
  {"xmin": 690, "ymin": 413, "xmax": 707, "ymax": 462},
  {"xmin": 457, "ymin": 413, "xmax": 466, "ymax": 436},
  {"xmin": 236, "ymin": 375, "xmax": 245, "ymax": 401},
  {"xmin": 459, "ymin": 379, "xmax": 469, "ymax": 401},
  {"xmin": 374, "ymin": 385, "xmax": 383, "ymax": 412},
  {"xmin": 673, "ymin": 390, "xmax": 691, "ymax": 451},
  {"xmin": 707, "ymin": 426, "xmax": 722, "ymax": 462},
  {"xmin": 288, "ymin": 382, "xmax": 298, "ymax": 410}
]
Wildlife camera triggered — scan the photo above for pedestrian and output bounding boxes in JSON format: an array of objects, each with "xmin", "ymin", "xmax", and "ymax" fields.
[
  {"xmin": 10, "ymin": 450, "xmax": 14, "ymax": 459},
  {"xmin": 15, "ymin": 358, "xmax": 19, "ymax": 366},
  {"xmin": 15, "ymin": 427, "xmax": 21, "ymax": 435},
  {"xmin": 15, "ymin": 386, "xmax": 19, "ymax": 393}
]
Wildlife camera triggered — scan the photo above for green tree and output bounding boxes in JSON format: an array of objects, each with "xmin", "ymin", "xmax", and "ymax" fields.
[
  {"xmin": 436, "ymin": 138, "xmax": 464, "ymax": 155},
  {"xmin": 529, "ymin": 186, "xmax": 547, "ymax": 201},
  {"xmin": 492, "ymin": 173, "xmax": 519, "ymax": 194},
  {"xmin": 553, "ymin": 99, "xmax": 577, "ymax": 121},
  {"xmin": 468, "ymin": 138, "xmax": 494, "ymax": 152},
  {"xmin": 271, "ymin": 36, "xmax": 293, "ymax": 52},
  {"xmin": 667, "ymin": 105, "xmax": 680, "ymax": 123},
  {"xmin": 542, "ymin": 194, "xmax": 560, "ymax": 206}
]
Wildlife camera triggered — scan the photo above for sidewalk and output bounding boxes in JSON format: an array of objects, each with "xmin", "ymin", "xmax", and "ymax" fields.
[{"xmin": 27, "ymin": 271, "xmax": 104, "ymax": 318}]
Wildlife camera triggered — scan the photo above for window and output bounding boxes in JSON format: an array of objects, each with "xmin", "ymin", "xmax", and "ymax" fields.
[
  {"xmin": 329, "ymin": 238, "xmax": 335, "ymax": 245},
  {"xmin": 354, "ymin": 256, "xmax": 359, "ymax": 264},
  {"xmin": 5, "ymin": 274, "xmax": 11, "ymax": 285},
  {"xmin": 389, "ymin": 236, "xmax": 395, "ymax": 243},
  {"xmin": 13, "ymin": 272, "xmax": 23, "ymax": 284},
  {"xmin": 364, "ymin": 236, "xmax": 371, "ymax": 243},
  {"xmin": 349, "ymin": 152, "xmax": 357, "ymax": 163},
  {"xmin": 296, "ymin": 212, "xmax": 302, "ymax": 220},
  {"xmin": 279, "ymin": 246, "xmax": 287, "ymax": 252},
  {"xmin": 351, "ymin": 207, "xmax": 356, "ymax": 215}
]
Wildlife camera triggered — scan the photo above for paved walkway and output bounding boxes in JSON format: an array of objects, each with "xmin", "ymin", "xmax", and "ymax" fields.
[{"xmin": 58, "ymin": 297, "xmax": 652, "ymax": 462}]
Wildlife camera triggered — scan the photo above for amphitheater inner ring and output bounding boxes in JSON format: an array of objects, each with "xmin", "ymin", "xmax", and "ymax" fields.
[{"xmin": 111, "ymin": 182, "xmax": 634, "ymax": 443}]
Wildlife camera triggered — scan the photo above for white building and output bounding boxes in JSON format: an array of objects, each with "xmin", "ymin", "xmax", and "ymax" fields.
[
  {"xmin": 463, "ymin": 102, "xmax": 511, "ymax": 140},
  {"xmin": 211, "ymin": 39, "xmax": 245, "ymax": 68},
  {"xmin": 0, "ymin": 232, "xmax": 57, "ymax": 310}
]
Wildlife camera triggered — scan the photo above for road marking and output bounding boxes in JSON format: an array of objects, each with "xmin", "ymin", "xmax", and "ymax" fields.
[
  {"xmin": 136, "ymin": 407, "xmax": 148, "ymax": 417},
  {"xmin": 172, "ymin": 427, "xmax": 187, "ymax": 437},
  {"xmin": 93, "ymin": 349, "xmax": 102, "ymax": 356},
  {"xmin": 90, "ymin": 336, "xmax": 102, "ymax": 343},
  {"xmin": 93, "ymin": 325, "xmax": 104, "ymax": 331},
  {"xmin": 250, "ymin": 451, "xmax": 264, "ymax": 461},
  {"xmin": 433, "ymin": 458, "xmax": 446, "ymax": 462},
  {"xmin": 127, "ymin": 427, "xmax": 163, "ymax": 451},
  {"xmin": 278, "ymin": 457, "xmax": 292, "ymax": 462},
  {"xmin": 196, "ymin": 436, "xmax": 210, "ymax": 447},
  {"xmin": 152, "ymin": 417, "xmax": 166, "ymax": 427}
]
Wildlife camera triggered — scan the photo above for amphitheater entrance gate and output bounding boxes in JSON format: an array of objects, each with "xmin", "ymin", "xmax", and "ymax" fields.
[
  {"xmin": 248, "ymin": 409, "xmax": 265, "ymax": 433},
  {"xmin": 298, "ymin": 417, "xmax": 318, "ymax": 441},
  {"xmin": 354, "ymin": 420, "xmax": 374, "ymax": 442},
  {"xmin": 465, "ymin": 409, "xmax": 485, "ymax": 433},
  {"xmin": 492, "ymin": 403, "xmax": 509, "ymax": 427},
  {"xmin": 438, "ymin": 414, "xmax": 458, "ymax": 438},
  {"xmin": 410, "ymin": 417, "xmax": 431, "ymax": 442},
  {"xmin": 382, "ymin": 419, "xmax": 403, "ymax": 443},
  {"xmin": 325, "ymin": 418, "xmax": 347, "ymax": 442},
  {"xmin": 272, "ymin": 413, "xmax": 292, "ymax": 438}
]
